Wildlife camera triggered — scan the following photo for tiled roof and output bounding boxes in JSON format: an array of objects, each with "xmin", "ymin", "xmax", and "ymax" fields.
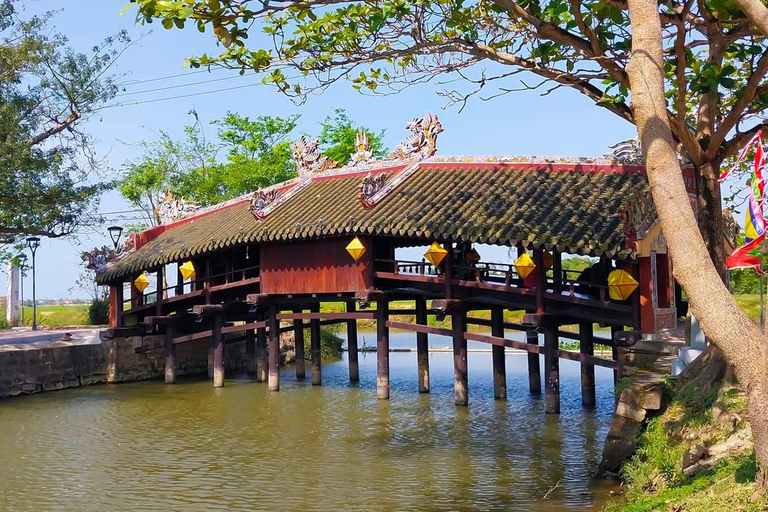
[{"xmin": 97, "ymin": 160, "xmax": 648, "ymax": 284}]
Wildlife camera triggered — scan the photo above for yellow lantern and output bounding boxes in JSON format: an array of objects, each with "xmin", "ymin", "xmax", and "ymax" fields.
[
  {"xmin": 346, "ymin": 236, "xmax": 366, "ymax": 262},
  {"xmin": 514, "ymin": 252, "xmax": 537, "ymax": 280},
  {"xmin": 608, "ymin": 269, "xmax": 639, "ymax": 301},
  {"xmin": 468, "ymin": 248, "xmax": 481, "ymax": 263},
  {"xmin": 424, "ymin": 242, "xmax": 448, "ymax": 267},
  {"xmin": 179, "ymin": 261, "xmax": 196, "ymax": 281},
  {"xmin": 134, "ymin": 273, "xmax": 150, "ymax": 293},
  {"xmin": 543, "ymin": 251, "xmax": 554, "ymax": 269}
]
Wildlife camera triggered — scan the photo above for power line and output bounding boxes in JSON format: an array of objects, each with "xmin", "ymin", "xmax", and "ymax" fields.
[
  {"xmin": 120, "ymin": 67, "xmax": 226, "ymax": 86},
  {"xmin": 103, "ymin": 82, "xmax": 265, "ymax": 109},
  {"xmin": 117, "ymin": 73, "xmax": 250, "ymax": 97}
]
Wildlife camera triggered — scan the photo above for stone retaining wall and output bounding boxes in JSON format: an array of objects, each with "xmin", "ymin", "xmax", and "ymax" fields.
[{"xmin": 0, "ymin": 343, "xmax": 107, "ymax": 399}]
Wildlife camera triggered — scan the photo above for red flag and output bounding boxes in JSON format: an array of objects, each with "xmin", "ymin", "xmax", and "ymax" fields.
[
  {"xmin": 726, "ymin": 234, "xmax": 766, "ymax": 274},
  {"xmin": 720, "ymin": 130, "xmax": 763, "ymax": 182}
]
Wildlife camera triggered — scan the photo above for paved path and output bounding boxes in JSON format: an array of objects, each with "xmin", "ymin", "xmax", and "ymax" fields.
[{"xmin": 0, "ymin": 328, "xmax": 102, "ymax": 351}]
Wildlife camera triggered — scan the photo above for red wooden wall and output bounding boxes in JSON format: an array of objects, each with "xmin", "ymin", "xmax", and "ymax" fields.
[{"xmin": 260, "ymin": 238, "xmax": 371, "ymax": 294}]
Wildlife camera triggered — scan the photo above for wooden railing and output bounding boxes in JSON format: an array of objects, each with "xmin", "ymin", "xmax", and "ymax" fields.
[{"xmin": 375, "ymin": 258, "xmax": 619, "ymax": 305}]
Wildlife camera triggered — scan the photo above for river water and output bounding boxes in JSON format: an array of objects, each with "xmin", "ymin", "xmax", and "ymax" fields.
[{"xmin": 0, "ymin": 331, "xmax": 618, "ymax": 511}]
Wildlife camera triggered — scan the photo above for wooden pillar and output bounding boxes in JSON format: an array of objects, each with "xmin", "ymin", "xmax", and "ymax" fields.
[
  {"xmin": 579, "ymin": 321, "xmax": 596, "ymax": 407},
  {"xmin": 256, "ymin": 312, "xmax": 268, "ymax": 382},
  {"xmin": 346, "ymin": 302, "xmax": 359, "ymax": 382},
  {"xmin": 543, "ymin": 320, "xmax": 560, "ymax": 414},
  {"xmin": 415, "ymin": 297, "xmax": 430, "ymax": 393},
  {"xmin": 294, "ymin": 310, "xmax": 306, "ymax": 380},
  {"xmin": 553, "ymin": 251, "xmax": 562, "ymax": 294},
  {"xmin": 164, "ymin": 322, "xmax": 176, "ymax": 384},
  {"xmin": 376, "ymin": 298, "xmax": 390, "ymax": 399},
  {"xmin": 310, "ymin": 303, "xmax": 322, "ymax": 386},
  {"xmin": 268, "ymin": 304, "xmax": 280, "ymax": 391},
  {"xmin": 444, "ymin": 242, "xmax": 454, "ymax": 300},
  {"xmin": 526, "ymin": 330, "xmax": 541, "ymax": 394},
  {"xmin": 246, "ymin": 329, "xmax": 256, "ymax": 377},
  {"xmin": 534, "ymin": 249, "xmax": 545, "ymax": 314},
  {"xmin": 156, "ymin": 267, "xmax": 164, "ymax": 315},
  {"xmin": 452, "ymin": 306, "xmax": 468, "ymax": 406},
  {"xmin": 212, "ymin": 313, "xmax": 225, "ymax": 388},
  {"xmin": 611, "ymin": 325, "xmax": 622, "ymax": 384},
  {"xmin": 491, "ymin": 307, "xmax": 506, "ymax": 400}
]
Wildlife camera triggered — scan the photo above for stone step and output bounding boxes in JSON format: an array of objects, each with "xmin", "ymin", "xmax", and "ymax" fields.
[{"xmin": 671, "ymin": 358, "xmax": 686, "ymax": 377}]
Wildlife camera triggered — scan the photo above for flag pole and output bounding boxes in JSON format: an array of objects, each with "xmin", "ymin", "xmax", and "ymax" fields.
[{"xmin": 761, "ymin": 273, "xmax": 765, "ymax": 334}]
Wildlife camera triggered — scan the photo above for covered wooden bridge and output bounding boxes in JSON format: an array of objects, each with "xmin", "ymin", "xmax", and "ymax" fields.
[{"xmin": 96, "ymin": 113, "xmax": 682, "ymax": 414}]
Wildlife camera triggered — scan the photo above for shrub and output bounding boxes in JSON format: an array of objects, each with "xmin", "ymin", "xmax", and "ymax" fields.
[
  {"xmin": 304, "ymin": 326, "xmax": 344, "ymax": 359},
  {"xmin": 88, "ymin": 298, "xmax": 110, "ymax": 325}
]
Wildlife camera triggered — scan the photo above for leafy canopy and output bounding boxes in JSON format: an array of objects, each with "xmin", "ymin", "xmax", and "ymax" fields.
[
  {"xmin": 118, "ymin": 108, "xmax": 385, "ymax": 226},
  {"xmin": 1, "ymin": 0, "xmax": 127, "ymax": 243}
]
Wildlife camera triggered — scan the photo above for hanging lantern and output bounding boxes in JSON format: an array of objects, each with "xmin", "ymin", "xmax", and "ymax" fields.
[
  {"xmin": 543, "ymin": 251, "xmax": 554, "ymax": 269},
  {"xmin": 608, "ymin": 269, "xmax": 639, "ymax": 300},
  {"xmin": 346, "ymin": 236, "xmax": 366, "ymax": 262},
  {"xmin": 424, "ymin": 242, "xmax": 448, "ymax": 267},
  {"xmin": 468, "ymin": 248, "xmax": 481, "ymax": 263},
  {"xmin": 134, "ymin": 273, "xmax": 150, "ymax": 293},
  {"xmin": 514, "ymin": 252, "xmax": 537, "ymax": 279},
  {"xmin": 179, "ymin": 261, "xmax": 196, "ymax": 281}
]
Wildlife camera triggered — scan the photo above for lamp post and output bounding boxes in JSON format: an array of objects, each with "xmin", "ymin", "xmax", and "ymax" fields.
[
  {"xmin": 26, "ymin": 237, "xmax": 40, "ymax": 331},
  {"xmin": 108, "ymin": 225, "xmax": 124, "ymax": 250}
]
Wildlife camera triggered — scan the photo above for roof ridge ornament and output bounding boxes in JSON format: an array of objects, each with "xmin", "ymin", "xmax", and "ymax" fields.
[
  {"xmin": 292, "ymin": 135, "xmax": 338, "ymax": 176},
  {"xmin": 605, "ymin": 139, "xmax": 645, "ymax": 165},
  {"xmin": 157, "ymin": 191, "xmax": 200, "ymax": 225},
  {"xmin": 350, "ymin": 129, "xmax": 374, "ymax": 165},
  {"xmin": 81, "ymin": 245, "xmax": 114, "ymax": 275},
  {"xmin": 388, "ymin": 111, "xmax": 443, "ymax": 160},
  {"xmin": 359, "ymin": 172, "xmax": 388, "ymax": 208},
  {"xmin": 249, "ymin": 189, "xmax": 278, "ymax": 220}
]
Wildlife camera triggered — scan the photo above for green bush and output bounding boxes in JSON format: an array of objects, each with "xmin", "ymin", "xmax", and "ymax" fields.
[
  {"xmin": 88, "ymin": 298, "xmax": 110, "ymax": 325},
  {"xmin": 304, "ymin": 326, "xmax": 344, "ymax": 359}
]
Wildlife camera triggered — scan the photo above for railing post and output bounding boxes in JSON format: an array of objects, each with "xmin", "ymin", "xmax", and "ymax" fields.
[
  {"xmin": 534, "ymin": 249, "xmax": 545, "ymax": 315},
  {"xmin": 527, "ymin": 330, "xmax": 542, "ymax": 394}
]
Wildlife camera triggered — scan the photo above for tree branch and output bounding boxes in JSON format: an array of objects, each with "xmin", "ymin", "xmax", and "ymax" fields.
[{"xmin": 26, "ymin": 109, "xmax": 81, "ymax": 147}]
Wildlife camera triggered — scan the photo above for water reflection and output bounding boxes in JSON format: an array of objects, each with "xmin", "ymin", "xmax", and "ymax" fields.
[{"xmin": 0, "ymin": 331, "xmax": 617, "ymax": 511}]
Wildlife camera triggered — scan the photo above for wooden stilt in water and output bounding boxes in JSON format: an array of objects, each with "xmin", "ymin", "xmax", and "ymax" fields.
[
  {"xmin": 526, "ymin": 330, "xmax": 542, "ymax": 394},
  {"xmin": 212, "ymin": 313, "xmax": 225, "ymax": 388},
  {"xmin": 611, "ymin": 325, "xmax": 622, "ymax": 384},
  {"xmin": 256, "ymin": 312, "xmax": 268, "ymax": 382},
  {"xmin": 245, "ymin": 328, "xmax": 256, "ymax": 377},
  {"xmin": 544, "ymin": 320, "xmax": 560, "ymax": 414},
  {"xmin": 164, "ymin": 322, "xmax": 176, "ymax": 384},
  {"xmin": 452, "ymin": 307, "xmax": 468, "ymax": 406},
  {"xmin": 207, "ymin": 338, "xmax": 214, "ymax": 379},
  {"xmin": 376, "ymin": 298, "xmax": 390, "ymax": 399},
  {"xmin": 580, "ymin": 321, "xmax": 596, "ymax": 407},
  {"xmin": 268, "ymin": 304, "xmax": 280, "ymax": 391},
  {"xmin": 415, "ymin": 297, "xmax": 429, "ymax": 393},
  {"xmin": 294, "ymin": 310, "xmax": 305, "ymax": 380},
  {"xmin": 491, "ymin": 306, "xmax": 506, "ymax": 400},
  {"xmin": 311, "ymin": 303, "xmax": 322, "ymax": 386},
  {"xmin": 347, "ymin": 302, "xmax": 359, "ymax": 382}
]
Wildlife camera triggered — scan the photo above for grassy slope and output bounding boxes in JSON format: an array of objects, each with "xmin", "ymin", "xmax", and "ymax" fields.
[
  {"xmin": 607, "ymin": 381, "xmax": 768, "ymax": 512},
  {"xmin": 14, "ymin": 304, "xmax": 90, "ymax": 327}
]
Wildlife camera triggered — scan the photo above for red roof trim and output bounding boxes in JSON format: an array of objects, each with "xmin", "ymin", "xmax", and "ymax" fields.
[{"xmin": 420, "ymin": 161, "xmax": 647, "ymax": 174}]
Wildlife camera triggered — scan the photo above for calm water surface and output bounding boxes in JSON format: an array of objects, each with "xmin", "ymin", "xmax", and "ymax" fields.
[{"xmin": 0, "ymin": 331, "xmax": 617, "ymax": 511}]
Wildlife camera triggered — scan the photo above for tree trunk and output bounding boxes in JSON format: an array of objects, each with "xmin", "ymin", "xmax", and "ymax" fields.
[
  {"xmin": 625, "ymin": 0, "xmax": 768, "ymax": 489},
  {"xmin": 695, "ymin": 161, "xmax": 727, "ymax": 280}
]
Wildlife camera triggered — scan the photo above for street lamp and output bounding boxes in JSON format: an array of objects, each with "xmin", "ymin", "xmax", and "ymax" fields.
[
  {"xmin": 108, "ymin": 225, "xmax": 124, "ymax": 250},
  {"xmin": 26, "ymin": 237, "xmax": 40, "ymax": 331}
]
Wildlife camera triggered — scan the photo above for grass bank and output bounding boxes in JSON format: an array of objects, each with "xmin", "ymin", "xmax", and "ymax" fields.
[{"xmin": 606, "ymin": 378, "xmax": 767, "ymax": 511}]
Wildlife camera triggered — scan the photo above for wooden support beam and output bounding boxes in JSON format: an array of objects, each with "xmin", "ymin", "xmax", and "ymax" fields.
[
  {"xmin": 257, "ymin": 312, "xmax": 267, "ymax": 383},
  {"xmin": 452, "ymin": 306, "xmax": 468, "ymax": 406},
  {"xmin": 580, "ymin": 321, "xmax": 596, "ymax": 407},
  {"xmin": 544, "ymin": 320, "xmax": 560, "ymax": 414},
  {"xmin": 534, "ymin": 249, "xmax": 545, "ymax": 315},
  {"xmin": 491, "ymin": 307, "xmax": 506, "ymax": 400},
  {"xmin": 165, "ymin": 321, "xmax": 176, "ymax": 384},
  {"xmin": 377, "ymin": 298, "xmax": 390, "ymax": 400},
  {"xmin": 385, "ymin": 321, "xmax": 452, "ymax": 337},
  {"xmin": 347, "ymin": 302, "xmax": 359, "ymax": 383},
  {"xmin": 212, "ymin": 313, "xmax": 225, "ymax": 388},
  {"xmin": 415, "ymin": 297, "xmax": 429, "ymax": 393},
  {"xmin": 611, "ymin": 325, "xmax": 622, "ymax": 384},
  {"xmin": 277, "ymin": 312, "xmax": 375, "ymax": 321},
  {"xmin": 294, "ymin": 310, "xmax": 306, "ymax": 380},
  {"xmin": 527, "ymin": 330, "xmax": 542, "ymax": 394},
  {"xmin": 268, "ymin": 304, "xmax": 279, "ymax": 391},
  {"xmin": 192, "ymin": 304, "xmax": 226, "ymax": 317},
  {"xmin": 246, "ymin": 329, "xmax": 256, "ymax": 377},
  {"xmin": 156, "ymin": 266, "xmax": 164, "ymax": 316},
  {"xmin": 310, "ymin": 303, "xmax": 322, "ymax": 386}
]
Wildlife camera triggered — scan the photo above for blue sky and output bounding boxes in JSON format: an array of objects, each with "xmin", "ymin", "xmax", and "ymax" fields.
[{"xmin": 4, "ymin": 0, "xmax": 642, "ymax": 299}]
